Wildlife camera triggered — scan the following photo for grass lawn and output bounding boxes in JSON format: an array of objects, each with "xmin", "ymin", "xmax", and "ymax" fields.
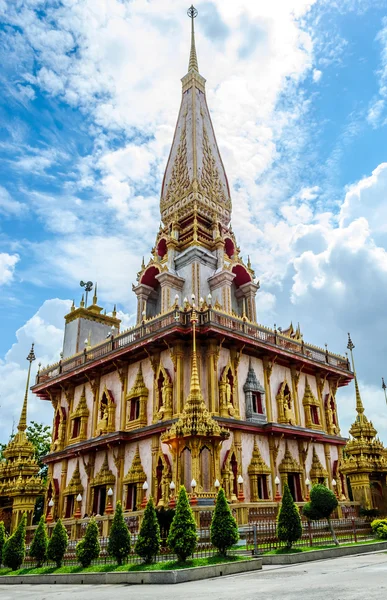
[
  {"xmin": 0, "ymin": 554, "xmax": 246, "ymax": 577},
  {"xmin": 264, "ymin": 538, "xmax": 381, "ymax": 555}
]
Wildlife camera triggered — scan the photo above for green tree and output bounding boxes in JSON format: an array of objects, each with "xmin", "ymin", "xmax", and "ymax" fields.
[
  {"xmin": 0, "ymin": 521, "xmax": 6, "ymax": 567},
  {"xmin": 167, "ymin": 486, "xmax": 197, "ymax": 562},
  {"xmin": 107, "ymin": 501, "xmax": 131, "ymax": 565},
  {"xmin": 135, "ymin": 497, "xmax": 161, "ymax": 563},
  {"xmin": 26, "ymin": 421, "xmax": 51, "ymax": 478},
  {"xmin": 76, "ymin": 518, "xmax": 100, "ymax": 568},
  {"xmin": 210, "ymin": 488, "xmax": 239, "ymax": 556},
  {"xmin": 3, "ymin": 514, "xmax": 27, "ymax": 571},
  {"xmin": 303, "ymin": 484, "xmax": 339, "ymax": 545},
  {"xmin": 29, "ymin": 516, "xmax": 48, "ymax": 567},
  {"xmin": 47, "ymin": 519, "xmax": 68, "ymax": 568},
  {"xmin": 277, "ymin": 483, "xmax": 302, "ymax": 550}
]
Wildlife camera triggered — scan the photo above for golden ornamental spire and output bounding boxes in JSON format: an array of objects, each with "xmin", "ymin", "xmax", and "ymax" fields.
[
  {"xmin": 187, "ymin": 5, "xmax": 199, "ymax": 73},
  {"xmin": 347, "ymin": 333, "xmax": 364, "ymax": 416},
  {"xmin": 93, "ymin": 282, "xmax": 98, "ymax": 305},
  {"xmin": 18, "ymin": 343, "xmax": 36, "ymax": 433},
  {"xmin": 189, "ymin": 305, "xmax": 200, "ymax": 395}
]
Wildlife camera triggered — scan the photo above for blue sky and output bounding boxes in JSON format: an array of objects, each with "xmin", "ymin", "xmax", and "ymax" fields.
[{"xmin": 1, "ymin": 0, "xmax": 387, "ymax": 442}]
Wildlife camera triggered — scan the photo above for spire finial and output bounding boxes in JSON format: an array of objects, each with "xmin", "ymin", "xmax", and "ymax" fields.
[
  {"xmin": 187, "ymin": 5, "xmax": 199, "ymax": 73},
  {"xmin": 382, "ymin": 377, "xmax": 387, "ymax": 405},
  {"xmin": 347, "ymin": 333, "xmax": 364, "ymax": 416},
  {"xmin": 18, "ymin": 343, "xmax": 36, "ymax": 433},
  {"xmin": 189, "ymin": 306, "xmax": 200, "ymax": 394},
  {"xmin": 93, "ymin": 282, "xmax": 98, "ymax": 305}
]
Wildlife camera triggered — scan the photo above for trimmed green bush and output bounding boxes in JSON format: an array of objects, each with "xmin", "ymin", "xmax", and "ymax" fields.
[
  {"xmin": 210, "ymin": 488, "xmax": 239, "ymax": 556},
  {"xmin": 371, "ymin": 519, "xmax": 387, "ymax": 540},
  {"xmin": 107, "ymin": 501, "xmax": 131, "ymax": 565},
  {"xmin": 0, "ymin": 521, "xmax": 6, "ymax": 567},
  {"xmin": 135, "ymin": 497, "xmax": 161, "ymax": 563},
  {"xmin": 76, "ymin": 518, "xmax": 100, "ymax": 567},
  {"xmin": 3, "ymin": 513, "xmax": 27, "ymax": 571},
  {"xmin": 47, "ymin": 519, "xmax": 68, "ymax": 567},
  {"xmin": 29, "ymin": 516, "xmax": 48, "ymax": 567},
  {"xmin": 167, "ymin": 486, "xmax": 197, "ymax": 562},
  {"xmin": 277, "ymin": 483, "xmax": 302, "ymax": 550},
  {"xmin": 304, "ymin": 484, "xmax": 339, "ymax": 546}
]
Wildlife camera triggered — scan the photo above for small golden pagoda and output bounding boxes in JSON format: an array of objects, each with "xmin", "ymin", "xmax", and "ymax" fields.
[
  {"xmin": 0, "ymin": 344, "xmax": 45, "ymax": 530},
  {"xmin": 341, "ymin": 334, "xmax": 387, "ymax": 511}
]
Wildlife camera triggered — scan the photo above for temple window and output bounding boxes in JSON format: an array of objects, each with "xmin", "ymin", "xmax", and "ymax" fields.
[
  {"xmin": 180, "ymin": 447, "xmax": 192, "ymax": 492},
  {"xmin": 244, "ymin": 362, "xmax": 266, "ymax": 422},
  {"xmin": 92, "ymin": 486, "xmax": 106, "ymax": 515},
  {"xmin": 311, "ymin": 405, "xmax": 320, "ymax": 425},
  {"xmin": 126, "ymin": 364, "xmax": 148, "ymax": 430},
  {"xmin": 257, "ymin": 475, "xmax": 269, "ymax": 500},
  {"xmin": 123, "ymin": 446, "xmax": 147, "ymax": 511},
  {"xmin": 157, "ymin": 238, "xmax": 167, "ymax": 259},
  {"xmin": 129, "ymin": 397, "xmax": 140, "ymax": 421},
  {"xmin": 302, "ymin": 379, "xmax": 322, "ymax": 430},
  {"xmin": 53, "ymin": 411, "xmax": 60, "ymax": 441},
  {"xmin": 72, "ymin": 417, "xmax": 81, "ymax": 439},
  {"xmin": 287, "ymin": 473, "xmax": 302, "ymax": 502},
  {"xmin": 230, "ymin": 452, "xmax": 238, "ymax": 497},
  {"xmin": 126, "ymin": 484, "xmax": 138, "ymax": 511},
  {"xmin": 156, "ymin": 457, "xmax": 164, "ymax": 504},
  {"xmin": 157, "ymin": 370, "xmax": 165, "ymax": 411},
  {"xmin": 200, "ymin": 447, "xmax": 211, "ymax": 492},
  {"xmin": 65, "ymin": 495, "xmax": 75, "ymax": 518}
]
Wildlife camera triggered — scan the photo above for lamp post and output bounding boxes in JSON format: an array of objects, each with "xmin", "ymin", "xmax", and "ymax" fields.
[
  {"xmin": 305, "ymin": 478, "xmax": 311, "ymax": 501},
  {"xmin": 141, "ymin": 481, "xmax": 149, "ymax": 508},
  {"xmin": 74, "ymin": 493, "xmax": 82, "ymax": 519},
  {"xmin": 169, "ymin": 481, "xmax": 176, "ymax": 508},
  {"xmin": 105, "ymin": 487, "xmax": 114, "ymax": 514},
  {"xmin": 46, "ymin": 498, "xmax": 54, "ymax": 523},
  {"xmin": 237, "ymin": 475, "xmax": 245, "ymax": 502},
  {"xmin": 214, "ymin": 479, "xmax": 220, "ymax": 504},
  {"xmin": 274, "ymin": 476, "xmax": 281, "ymax": 502},
  {"xmin": 190, "ymin": 478, "xmax": 198, "ymax": 505}
]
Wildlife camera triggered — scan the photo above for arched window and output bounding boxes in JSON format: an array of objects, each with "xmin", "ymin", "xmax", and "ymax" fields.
[
  {"xmin": 156, "ymin": 457, "xmax": 164, "ymax": 504},
  {"xmin": 200, "ymin": 447, "xmax": 211, "ymax": 492},
  {"xmin": 157, "ymin": 370, "xmax": 165, "ymax": 411},
  {"xmin": 180, "ymin": 447, "xmax": 192, "ymax": 492}
]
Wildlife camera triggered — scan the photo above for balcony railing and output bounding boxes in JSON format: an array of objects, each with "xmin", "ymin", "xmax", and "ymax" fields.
[{"xmin": 34, "ymin": 307, "xmax": 351, "ymax": 386}]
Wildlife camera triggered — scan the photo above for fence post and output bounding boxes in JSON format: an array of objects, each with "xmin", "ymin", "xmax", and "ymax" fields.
[
  {"xmin": 308, "ymin": 521, "xmax": 313, "ymax": 547},
  {"xmin": 252, "ymin": 524, "xmax": 259, "ymax": 556},
  {"xmin": 352, "ymin": 517, "xmax": 358, "ymax": 543}
]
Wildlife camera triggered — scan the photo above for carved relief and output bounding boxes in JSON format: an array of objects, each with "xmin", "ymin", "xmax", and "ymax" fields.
[
  {"xmin": 95, "ymin": 387, "xmax": 116, "ymax": 436},
  {"xmin": 123, "ymin": 446, "xmax": 147, "ymax": 511},
  {"xmin": 276, "ymin": 380, "xmax": 295, "ymax": 425},
  {"xmin": 302, "ymin": 379, "xmax": 322, "ymax": 430},
  {"xmin": 69, "ymin": 386, "xmax": 89, "ymax": 443},
  {"xmin": 248, "ymin": 440, "xmax": 271, "ymax": 501},
  {"xmin": 219, "ymin": 360, "xmax": 239, "ymax": 418},
  {"xmin": 154, "ymin": 364, "xmax": 173, "ymax": 422},
  {"xmin": 162, "ymin": 122, "xmax": 190, "ymax": 206}
]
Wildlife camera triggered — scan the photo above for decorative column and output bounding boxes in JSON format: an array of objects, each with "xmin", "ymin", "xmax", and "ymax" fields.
[
  {"xmin": 268, "ymin": 436, "xmax": 281, "ymax": 500},
  {"xmin": 174, "ymin": 342, "xmax": 185, "ymax": 415},
  {"xmin": 206, "ymin": 339, "xmax": 220, "ymax": 414},
  {"xmin": 290, "ymin": 365, "xmax": 301, "ymax": 426},
  {"xmin": 113, "ymin": 446, "xmax": 125, "ymax": 506},
  {"xmin": 324, "ymin": 444, "xmax": 333, "ymax": 490},
  {"xmin": 316, "ymin": 372, "xmax": 328, "ymax": 432},
  {"xmin": 262, "ymin": 356, "xmax": 274, "ymax": 422},
  {"xmin": 59, "ymin": 461, "xmax": 68, "ymax": 518}
]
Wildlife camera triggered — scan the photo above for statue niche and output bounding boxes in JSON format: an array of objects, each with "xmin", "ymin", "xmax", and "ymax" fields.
[
  {"xmin": 96, "ymin": 387, "xmax": 116, "ymax": 436},
  {"xmin": 325, "ymin": 392, "xmax": 340, "ymax": 435},
  {"xmin": 154, "ymin": 365, "xmax": 173, "ymax": 421},
  {"xmin": 126, "ymin": 364, "xmax": 148, "ymax": 430},
  {"xmin": 219, "ymin": 361, "xmax": 240, "ymax": 418},
  {"xmin": 276, "ymin": 380, "xmax": 295, "ymax": 425}
]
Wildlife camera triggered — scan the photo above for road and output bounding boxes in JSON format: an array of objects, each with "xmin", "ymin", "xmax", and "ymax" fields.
[{"xmin": 1, "ymin": 552, "xmax": 387, "ymax": 600}]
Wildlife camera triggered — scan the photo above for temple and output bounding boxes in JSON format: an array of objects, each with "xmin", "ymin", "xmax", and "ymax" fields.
[
  {"xmin": 0, "ymin": 345, "xmax": 45, "ymax": 530},
  {"xmin": 2, "ymin": 7, "xmax": 376, "ymax": 533}
]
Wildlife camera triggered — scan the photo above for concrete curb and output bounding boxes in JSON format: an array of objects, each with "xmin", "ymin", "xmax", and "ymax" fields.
[
  {"xmin": 262, "ymin": 541, "xmax": 387, "ymax": 565},
  {"xmin": 0, "ymin": 557, "xmax": 262, "ymax": 585}
]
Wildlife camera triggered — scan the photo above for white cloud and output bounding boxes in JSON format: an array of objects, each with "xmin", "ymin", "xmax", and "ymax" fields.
[
  {"xmin": 0, "ymin": 186, "xmax": 25, "ymax": 216},
  {"xmin": 367, "ymin": 17, "xmax": 387, "ymax": 127},
  {"xmin": 0, "ymin": 253, "xmax": 19, "ymax": 285},
  {"xmin": 312, "ymin": 68, "xmax": 322, "ymax": 82}
]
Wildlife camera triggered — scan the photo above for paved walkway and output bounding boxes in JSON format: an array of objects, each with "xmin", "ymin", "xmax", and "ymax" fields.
[{"xmin": 1, "ymin": 551, "xmax": 387, "ymax": 600}]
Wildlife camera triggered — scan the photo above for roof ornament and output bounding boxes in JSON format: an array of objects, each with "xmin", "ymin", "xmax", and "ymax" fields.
[
  {"xmin": 18, "ymin": 343, "xmax": 36, "ymax": 433},
  {"xmin": 347, "ymin": 333, "xmax": 364, "ymax": 416},
  {"xmin": 187, "ymin": 5, "xmax": 199, "ymax": 73},
  {"xmin": 80, "ymin": 280, "xmax": 93, "ymax": 308}
]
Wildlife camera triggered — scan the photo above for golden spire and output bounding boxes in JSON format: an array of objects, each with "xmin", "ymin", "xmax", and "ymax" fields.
[
  {"xmin": 93, "ymin": 282, "xmax": 98, "ymax": 305},
  {"xmin": 187, "ymin": 5, "xmax": 199, "ymax": 73},
  {"xmin": 347, "ymin": 333, "xmax": 364, "ymax": 416},
  {"xmin": 18, "ymin": 343, "xmax": 36, "ymax": 433},
  {"xmin": 189, "ymin": 305, "xmax": 200, "ymax": 395}
]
